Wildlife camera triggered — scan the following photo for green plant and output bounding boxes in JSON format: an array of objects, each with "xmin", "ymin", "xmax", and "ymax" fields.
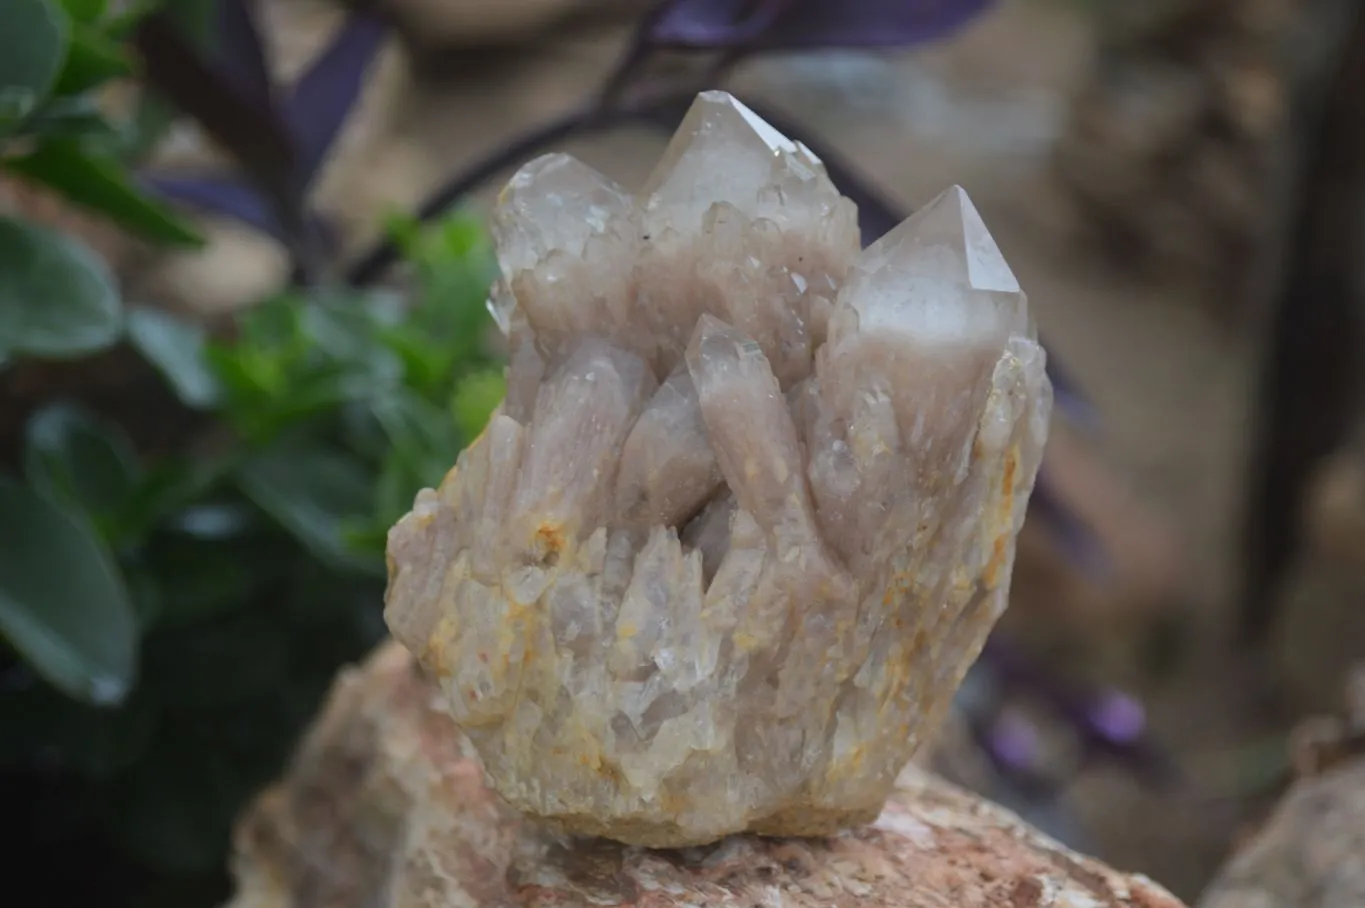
[
  {"xmin": 1, "ymin": 0, "xmax": 202, "ymax": 362},
  {"xmin": 1, "ymin": 208, "xmax": 501, "ymax": 900}
]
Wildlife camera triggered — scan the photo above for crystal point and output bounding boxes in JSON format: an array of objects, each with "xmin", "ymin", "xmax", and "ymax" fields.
[
  {"xmin": 839, "ymin": 184, "xmax": 1030, "ymax": 347},
  {"xmin": 384, "ymin": 91, "xmax": 1052, "ymax": 848},
  {"xmin": 641, "ymin": 91, "xmax": 802, "ymax": 206},
  {"xmin": 491, "ymin": 152, "xmax": 632, "ymax": 276}
]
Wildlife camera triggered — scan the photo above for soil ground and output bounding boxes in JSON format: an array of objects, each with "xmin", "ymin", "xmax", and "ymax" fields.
[{"xmin": 384, "ymin": 0, "xmax": 1288, "ymax": 900}]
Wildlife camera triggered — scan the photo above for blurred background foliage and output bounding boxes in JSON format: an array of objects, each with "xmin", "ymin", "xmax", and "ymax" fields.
[
  {"xmin": 1, "ymin": 2, "xmax": 506, "ymax": 900},
  {"xmin": 5, "ymin": 0, "xmax": 1365, "ymax": 905}
]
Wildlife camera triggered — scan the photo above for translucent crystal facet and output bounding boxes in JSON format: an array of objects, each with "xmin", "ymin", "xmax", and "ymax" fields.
[{"xmin": 384, "ymin": 90, "xmax": 1053, "ymax": 847}]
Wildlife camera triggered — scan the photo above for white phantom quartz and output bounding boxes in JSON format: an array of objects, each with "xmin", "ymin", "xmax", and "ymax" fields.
[{"xmin": 384, "ymin": 90, "xmax": 1053, "ymax": 847}]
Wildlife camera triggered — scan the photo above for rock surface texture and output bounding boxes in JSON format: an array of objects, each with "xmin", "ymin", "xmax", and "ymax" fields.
[
  {"xmin": 384, "ymin": 90, "xmax": 1054, "ymax": 846},
  {"xmin": 1198, "ymin": 670, "xmax": 1365, "ymax": 908},
  {"xmin": 225, "ymin": 641, "xmax": 1186, "ymax": 908}
]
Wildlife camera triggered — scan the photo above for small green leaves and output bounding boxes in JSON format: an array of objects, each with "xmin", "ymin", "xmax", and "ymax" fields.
[
  {"xmin": 57, "ymin": 0, "xmax": 106, "ymax": 24},
  {"xmin": 0, "ymin": 215, "xmax": 121, "ymax": 360},
  {"xmin": 451, "ymin": 368, "xmax": 505, "ymax": 440},
  {"xmin": 0, "ymin": 0, "xmax": 69, "ymax": 118},
  {"xmin": 54, "ymin": 21, "xmax": 132, "ymax": 96},
  {"xmin": 125, "ymin": 307, "xmax": 222, "ymax": 408},
  {"xmin": 236, "ymin": 442, "xmax": 383, "ymax": 576},
  {"xmin": 0, "ymin": 477, "xmax": 138, "ymax": 705},
  {"xmin": 24, "ymin": 403, "xmax": 142, "ymax": 539},
  {"xmin": 8, "ymin": 140, "xmax": 204, "ymax": 246}
]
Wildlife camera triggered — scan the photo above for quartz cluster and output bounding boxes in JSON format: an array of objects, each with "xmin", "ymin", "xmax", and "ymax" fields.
[{"xmin": 384, "ymin": 90, "xmax": 1053, "ymax": 847}]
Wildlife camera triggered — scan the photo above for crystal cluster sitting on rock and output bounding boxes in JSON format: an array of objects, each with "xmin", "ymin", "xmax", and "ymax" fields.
[{"xmin": 384, "ymin": 90, "xmax": 1053, "ymax": 847}]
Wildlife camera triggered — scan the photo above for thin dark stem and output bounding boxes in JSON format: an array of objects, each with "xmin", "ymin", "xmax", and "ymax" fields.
[{"xmin": 594, "ymin": 0, "xmax": 683, "ymax": 110}]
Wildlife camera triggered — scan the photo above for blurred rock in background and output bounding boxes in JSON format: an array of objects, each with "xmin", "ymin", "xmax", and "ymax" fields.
[
  {"xmin": 1269, "ymin": 441, "xmax": 1365, "ymax": 716},
  {"xmin": 1050, "ymin": 0, "xmax": 1351, "ymax": 323}
]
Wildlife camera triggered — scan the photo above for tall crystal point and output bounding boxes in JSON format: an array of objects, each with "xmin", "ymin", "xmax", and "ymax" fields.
[{"xmin": 384, "ymin": 90, "xmax": 1053, "ymax": 847}]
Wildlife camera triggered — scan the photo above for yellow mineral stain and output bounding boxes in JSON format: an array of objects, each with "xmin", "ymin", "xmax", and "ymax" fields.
[
  {"xmin": 827, "ymin": 744, "xmax": 867, "ymax": 782},
  {"xmin": 533, "ymin": 522, "xmax": 566, "ymax": 564},
  {"xmin": 882, "ymin": 569, "xmax": 914, "ymax": 607},
  {"xmin": 733, "ymin": 631, "xmax": 760, "ymax": 652},
  {"xmin": 423, "ymin": 613, "xmax": 460, "ymax": 679},
  {"xmin": 617, "ymin": 623, "xmax": 638, "ymax": 640},
  {"xmin": 981, "ymin": 447, "xmax": 1017, "ymax": 589},
  {"xmin": 659, "ymin": 787, "xmax": 689, "ymax": 815}
]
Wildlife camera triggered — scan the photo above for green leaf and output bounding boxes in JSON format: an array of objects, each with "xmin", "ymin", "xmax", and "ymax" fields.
[
  {"xmin": 125, "ymin": 306, "xmax": 221, "ymax": 407},
  {"xmin": 0, "ymin": 215, "xmax": 121, "ymax": 360},
  {"xmin": 371, "ymin": 391, "xmax": 462, "ymax": 485},
  {"xmin": 451, "ymin": 368, "xmax": 505, "ymax": 441},
  {"xmin": 57, "ymin": 0, "xmax": 105, "ymax": 24},
  {"xmin": 104, "ymin": 0, "xmax": 159, "ymax": 39},
  {"xmin": 0, "ymin": 88, "xmax": 40, "ymax": 132},
  {"xmin": 118, "ymin": 91, "xmax": 177, "ymax": 162},
  {"xmin": 54, "ymin": 24, "xmax": 132, "ymax": 95},
  {"xmin": 23, "ymin": 402, "xmax": 142, "ymax": 538},
  {"xmin": 0, "ymin": 477, "xmax": 138, "ymax": 705},
  {"xmin": 0, "ymin": 0, "xmax": 69, "ymax": 109},
  {"xmin": 120, "ymin": 458, "xmax": 237, "ymax": 541},
  {"xmin": 8, "ymin": 140, "xmax": 204, "ymax": 246},
  {"xmin": 236, "ymin": 442, "xmax": 383, "ymax": 575},
  {"xmin": 16, "ymin": 95, "xmax": 120, "ymax": 142}
]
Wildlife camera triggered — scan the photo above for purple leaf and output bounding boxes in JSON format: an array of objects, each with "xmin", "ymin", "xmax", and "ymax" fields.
[
  {"xmin": 651, "ymin": 0, "xmax": 999, "ymax": 50},
  {"xmin": 134, "ymin": 14, "xmax": 298, "ymax": 221},
  {"xmin": 284, "ymin": 11, "xmax": 388, "ymax": 186},
  {"xmin": 139, "ymin": 174, "xmax": 285, "ymax": 239},
  {"xmin": 215, "ymin": 0, "xmax": 275, "ymax": 106}
]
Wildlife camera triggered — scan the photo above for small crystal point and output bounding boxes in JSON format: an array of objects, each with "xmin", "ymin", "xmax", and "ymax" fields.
[
  {"xmin": 639, "ymin": 91, "xmax": 834, "ymax": 230},
  {"xmin": 491, "ymin": 153, "xmax": 642, "ymax": 364},
  {"xmin": 491, "ymin": 153, "xmax": 632, "ymax": 276},
  {"xmin": 641, "ymin": 91, "xmax": 800, "ymax": 200},
  {"xmin": 839, "ymin": 184, "xmax": 1030, "ymax": 346}
]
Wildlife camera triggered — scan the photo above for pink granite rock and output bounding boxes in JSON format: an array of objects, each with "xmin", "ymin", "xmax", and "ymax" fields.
[{"xmin": 225, "ymin": 642, "xmax": 1185, "ymax": 908}]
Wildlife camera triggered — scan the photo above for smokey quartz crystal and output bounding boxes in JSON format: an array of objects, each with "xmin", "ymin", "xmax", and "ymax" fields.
[{"xmin": 384, "ymin": 90, "xmax": 1053, "ymax": 846}]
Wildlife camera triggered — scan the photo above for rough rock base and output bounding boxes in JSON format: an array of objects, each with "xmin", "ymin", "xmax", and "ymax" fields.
[{"xmin": 225, "ymin": 641, "xmax": 1185, "ymax": 908}]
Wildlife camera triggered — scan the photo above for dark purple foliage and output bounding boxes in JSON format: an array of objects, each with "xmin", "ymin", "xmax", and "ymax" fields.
[
  {"xmin": 138, "ymin": 0, "xmax": 386, "ymax": 269},
  {"xmin": 214, "ymin": 0, "xmax": 274, "ymax": 107},
  {"xmin": 284, "ymin": 12, "xmax": 388, "ymax": 183},
  {"xmin": 651, "ymin": 0, "xmax": 999, "ymax": 50},
  {"xmin": 141, "ymin": 175, "xmax": 285, "ymax": 239}
]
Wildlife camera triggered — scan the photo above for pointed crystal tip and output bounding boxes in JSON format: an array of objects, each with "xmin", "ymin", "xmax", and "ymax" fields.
[
  {"xmin": 838, "ymin": 184, "xmax": 1029, "ymax": 345},
  {"xmin": 638, "ymin": 90, "xmax": 827, "ymax": 220},
  {"xmin": 491, "ymin": 152, "xmax": 632, "ymax": 276}
]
